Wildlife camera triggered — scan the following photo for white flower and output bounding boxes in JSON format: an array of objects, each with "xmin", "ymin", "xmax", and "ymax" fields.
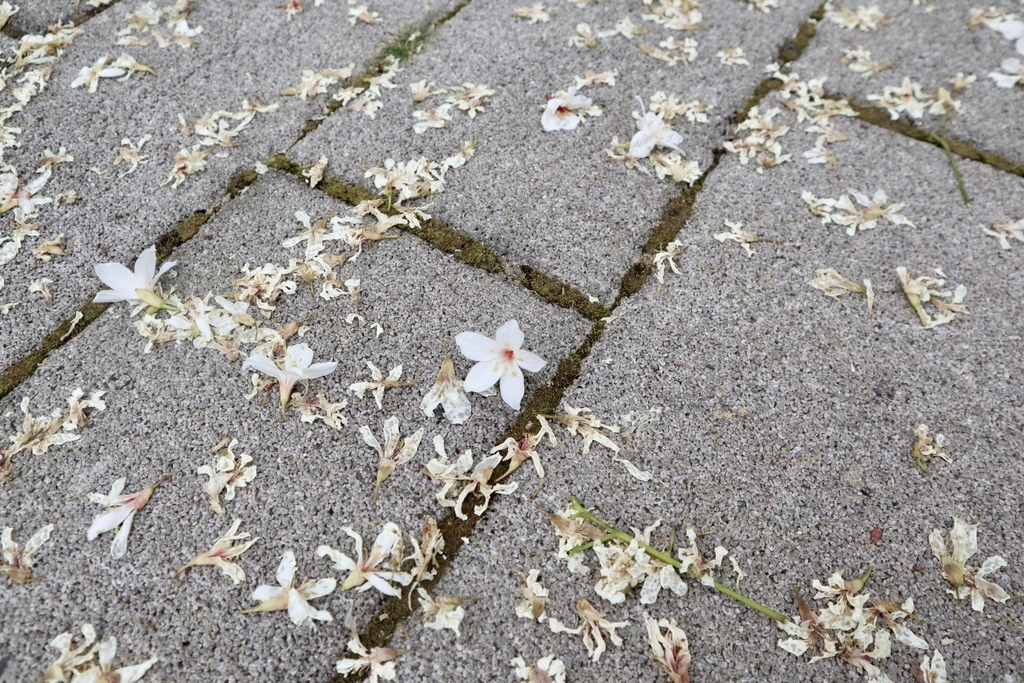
[
  {"xmin": 989, "ymin": 57, "xmax": 1024, "ymax": 88},
  {"xmin": 93, "ymin": 246, "xmax": 175, "ymax": 308},
  {"xmin": 421, "ymin": 356, "xmax": 472, "ymax": 424},
  {"xmin": 359, "ymin": 416, "xmax": 425, "ymax": 498},
  {"xmin": 71, "ymin": 56, "xmax": 126, "ymax": 92},
  {"xmin": 242, "ymin": 343, "xmax": 337, "ymax": 416},
  {"xmin": 916, "ymin": 649, "xmax": 948, "ymax": 683},
  {"xmin": 456, "ymin": 320, "xmax": 546, "ymax": 410},
  {"xmin": 629, "ymin": 111, "xmax": 683, "ymax": 159},
  {"xmin": 515, "ymin": 569, "xmax": 549, "ymax": 621},
  {"xmin": 643, "ymin": 612, "xmax": 691, "ymax": 683},
  {"xmin": 173, "ymin": 519, "xmax": 257, "ymax": 584},
  {"xmin": 548, "ymin": 598, "xmax": 628, "ymax": 662},
  {"xmin": 70, "ymin": 636, "xmax": 158, "ymax": 683},
  {"xmin": 87, "ymin": 477, "xmax": 166, "ymax": 559},
  {"xmin": 929, "ymin": 517, "xmax": 1010, "ymax": 611},
  {"xmin": 337, "ymin": 633, "xmax": 399, "ymax": 681},
  {"xmin": 242, "ymin": 551, "xmax": 336, "ymax": 627},
  {"xmin": 541, "ymin": 87, "xmax": 597, "ymax": 131},
  {"xmin": 511, "ymin": 654, "xmax": 566, "ymax": 683},
  {"xmin": 318, "ymin": 523, "xmax": 412, "ymax": 596},
  {"xmin": 349, "ymin": 361, "xmax": 409, "ymax": 410},
  {"xmin": 197, "ymin": 438, "xmax": 256, "ymax": 515},
  {"xmin": 417, "ymin": 587, "xmax": 466, "ymax": 637},
  {"xmin": 2, "ymin": 523, "xmax": 54, "ymax": 584},
  {"xmin": 990, "ymin": 18, "xmax": 1024, "ymax": 56}
]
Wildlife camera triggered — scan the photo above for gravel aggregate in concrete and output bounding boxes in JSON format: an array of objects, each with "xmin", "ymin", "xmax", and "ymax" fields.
[
  {"xmin": 383, "ymin": 112, "xmax": 1024, "ymax": 682},
  {"xmin": 0, "ymin": 170, "xmax": 589, "ymax": 683},
  {"xmin": 0, "ymin": 0, "xmax": 452, "ymax": 368},
  {"xmin": 791, "ymin": 0, "xmax": 1024, "ymax": 166},
  {"xmin": 292, "ymin": 0, "xmax": 821, "ymax": 304}
]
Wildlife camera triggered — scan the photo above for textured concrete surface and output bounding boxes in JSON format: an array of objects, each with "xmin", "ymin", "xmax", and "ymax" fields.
[
  {"xmin": 386, "ymin": 113, "xmax": 1024, "ymax": 682},
  {"xmin": 4, "ymin": 0, "xmax": 94, "ymax": 36},
  {"xmin": 2, "ymin": 1, "xmax": 1023, "ymax": 682},
  {"xmin": 791, "ymin": 0, "xmax": 1024, "ymax": 166},
  {"xmin": 0, "ymin": 170, "xmax": 589, "ymax": 682},
  {"xmin": 0, "ymin": 0, "xmax": 452, "ymax": 367},
  {"xmin": 292, "ymin": 0, "xmax": 820, "ymax": 303}
]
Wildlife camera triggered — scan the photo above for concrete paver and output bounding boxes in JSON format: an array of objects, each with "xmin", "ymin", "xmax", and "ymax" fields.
[
  {"xmin": 791, "ymin": 0, "xmax": 1024, "ymax": 166},
  {"xmin": 292, "ymin": 0, "xmax": 821, "ymax": 304},
  {"xmin": 0, "ymin": 0, "xmax": 452, "ymax": 367},
  {"xmin": 384, "ymin": 111, "xmax": 1024, "ymax": 681},
  {"xmin": 0, "ymin": 170, "xmax": 590, "ymax": 682}
]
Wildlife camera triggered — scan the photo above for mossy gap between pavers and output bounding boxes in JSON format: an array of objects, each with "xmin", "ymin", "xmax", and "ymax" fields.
[
  {"xmin": 292, "ymin": 0, "xmax": 473, "ymax": 141},
  {"xmin": 1, "ymin": 0, "xmax": 124, "ymax": 40},
  {"xmin": 265, "ymin": 154, "xmax": 611, "ymax": 322},
  {"xmin": 0, "ymin": 209, "xmax": 212, "ymax": 403},
  {"xmin": 838, "ymin": 96, "xmax": 1024, "ymax": 180}
]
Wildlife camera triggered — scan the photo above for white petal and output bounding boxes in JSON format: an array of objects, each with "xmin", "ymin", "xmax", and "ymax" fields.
[
  {"xmin": 252, "ymin": 585, "xmax": 284, "ymax": 602},
  {"xmin": 276, "ymin": 551, "xmax": 297, "ymax": 587},
  {"xmin": 133, "ymin": 247, "xmax": 158, "ymax": 282},
  {"xmin": 94, "ymin": 262, "xmax": 141, "ymax": 298},
  {"xmin": 499, "ymin": 369, "xmax": 525, "ymax": 410},
  {"xmin": 302, "ymin": 577, "xmax": 337, "ymax": 599},
  {"xmin": 242, "ymin": 352, "xmax": 283, "ymax": 380},
  {"xmin": 464, "ymin": 361, "xmax": 501, "ymax": 394},
  {"xmin": 300, "ymin": 361, "xmax": 337, "ymax": 380},
  {"xmin": 994, "ymin": 19, "xmax": 1024, "ymax": 41},
  {"xmin": 516, "ymin": 349, "xmax": 546, "ymax": 373},
  {"xmin": 455, "ymin": 332, "xmax": 498, "ymax": 362},
  {"xmin": 285, "ymin": 343, "xmax": 314, "ymax": 372},
  {"xmin": 110, "ymin": 511, "xmax": 135, "ymax": 558},
  {"xmin": 114, "ymin": 657, "xmax": 159, "ymax": 683},
  {"xmin": 493, "ymin": 320, "xmax": 525, "ymax": 349},
  {"xmin": 87, "ymin": 505, "xmax": 133, "ymax": 540}
]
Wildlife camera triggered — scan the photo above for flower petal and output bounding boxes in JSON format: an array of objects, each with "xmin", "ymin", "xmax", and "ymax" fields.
[
  {"xmin": 276, "ymin": 551, "xmax": 297, "ymax": 588},
  {"xmin": 133, "ymin": 247, "xmax": 158, "ymax": 282},
  {"xmin": 242, "ymin": 352, "xmax": 284, "ymax": 381},
  {"xmin": 110, "ymin": 511, "xmax": 135, "ymax": 559},
  {"xmin": 94, "ymin": 262, "xmax": 139, "ymax": 298},
  {"xmin": 87, "ymin": 505, "xmax": 133, "ymax": 540},
  {"xmin": 499, "ymin": 369, "xmax": 525, "ymax": 410},
  {"xmin": 455, "ymin": 332, "xmax": 498, "ymax": 362},
  {"xmin": 300, "ymin": 361, "xmax": 337, "ymax": 380},
  {"xmin": 464, "ymin": 361, "xmax": 501, "ymax": 394},
  {"xmin": 516, "ymin": 349, "xmax": 547, "ymax": 373},
  {"xmin": 285, "ymin": 343, "xmax": 314, "ymax": 372},
  {"xmin": 493, "ymin": 320, "xmax": 525, "ymax": 349}
]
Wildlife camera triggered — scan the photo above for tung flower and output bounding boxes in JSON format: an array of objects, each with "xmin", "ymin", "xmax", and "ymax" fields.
[
  {"xmin": 93, "ymin": 246, "xmax": 175, "ymax": 308},
  {"xmin": 87, "ymin": 476, "xmax": 166, "ymax": 559},
  {"xmin": 629, "ymin": 111, "xmax": 683, "ymax": 159},
  {"xmin": 242, "ymin": 343, "xmax": 338, "ymax": 417},
  {"xmin": 421, "ymin": 356, "xmax": 472, "ymax": 424},
  {"xmin": 242, "ymin": 551, "xmax": 336, "ymax": 627},
  {"xmin": 456, "ymin": 320, "xmax": 546, "ymax": 410},
  {"xmin": 929, "ymin": 517, "xmax": 1010, "ymax": 611},
  {"xmin": 1, "ymin": 523, "xmax": 54, "ymax": 584},
  {"xmin": 318, "ymin": 523, "xmax": 412, "ymax": 596},
  {"xmin": 643, "ymin": 612, "xmax": 692, "ymax": 683},
  {"xmin": 173, "ymin": 519, "xmax": 258, "ymax": 584}
]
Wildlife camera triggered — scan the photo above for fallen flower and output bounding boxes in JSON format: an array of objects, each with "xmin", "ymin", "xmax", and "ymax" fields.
[
  {"xmin": 174, "ymin": 518, "xmax": 257, "ymax": 584},
  {"xmin": 418, "ymin": 587, "xmax": 467, "ymax": 636},
  {"xmin": 93, "ymin": 245, "xmax": 175, "ymax": 308},
  {"xmin": 87, "ymin": 476, "xmax": 167, "ymax": 559},
  {"xmin": 337, "ymin": 631, "xmax": 399, "ymax": 681},
  {"xmin": 809, "ymin": 268, "xmax": 874, "ymax": 315},
  {"xmin": 456, "ymin": 320, "xmax": 546, "ymax": 410},
  {"xmin": 511, "ymin": 655, "xmax": 566, "ymax": 683},
  {"xmin": 929, "ymin": 517, "xmax": 1010, "ymax": 611},
  {"xmin": 911, "ymin": 424, "xmax": 949, "ymax": 473},
  {"xmin": 421, "ymin": 355, "xmax": 472, "ymax": 424},
  {"xmin": 197, "ymin": 438, "xmax": 256, "ymax": 515},
  {"xmin": 515, "ymin": 569, "xmax": 549, "ymax": 621},
  {"xmin": 404, "ymin": 516, "xmax": 444, "ymax": 588},
  {"xmin": 915, "ymin": 649, "xmax": 948, "ymax": 683},
  {"xmin": 359, "ymin": 416, "xmax": 425, "ymax": 499},
  {"xmin": 542, "ymin": 87, "xmax": 599, "ymax": 131},
  {"xmin": 1, "ymin": 523, "xmax": 54, "ymax": 584},
  {"xmin": 896, "ymin": 267, "xmax": 968, "ymax": 329},
  {"xmin": 713, "ymin": 220, "xmax": 758, "ymax": 256},
  {"xmin": 242, "ymin": 550, "xmax": 336, "ymax": 627},
  {"xmin": 242, "ymin": 343, "xmax": 338, "ymax": 417},
  {"xmin": 982, "ymin": 218, "xmax": 1024, "ymax": 250},
  {"xmin": 349, "ymin": 361, "xmax": 410, "ymax": 410},
  {"xmin": 549, "ymin": 598, "xmax": 628, "ymax": 662},
  {"xmin": 424, "ymin": 436, "xmax": 518, "ymax": 519},
  {"xmin": 629, "ymin": 109, "xmax": 683, "ymax": 159},
  {"xmin": 318, "ymin": 523, "xmax": 412, "ymax": 596},
  {"xmin": 0, "ymin": 389, "xmax": 106, "ymax": 477},
  {"xmin": 643, "ymin": 612, "xmax": 691, "ymax": 683}
]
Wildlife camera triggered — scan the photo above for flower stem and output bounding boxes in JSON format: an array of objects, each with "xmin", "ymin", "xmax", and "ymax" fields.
[
  {"xmin": 568, "ymin": 496, "xmax": 789, "ymax": 623},
  {"xmin": 933, "ymin": 117, "xmax": 969, "ymax": 205}
]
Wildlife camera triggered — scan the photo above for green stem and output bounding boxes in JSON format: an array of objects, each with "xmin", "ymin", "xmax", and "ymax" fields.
[
  {"xmin": 934, "ymin": 118, "xmax": 969, "ymax": 205},
  {"xmin": 567, "ymin": 533, "xmax": 617, "ymax": 556},
  {"xmin": 569, "ymin": 496, "xmax": 789, "ymax": 623}
]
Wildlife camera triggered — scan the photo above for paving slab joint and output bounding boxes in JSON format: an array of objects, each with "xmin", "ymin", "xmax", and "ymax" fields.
[
  {"xmin": 334, "ymin": 319, "xmax": 608, "ymax": 683},
  {"xmin": 266, "ymin": 153, "xmax": 612, "ymax": 321},
  {"xmin": 837, "ymin": 95, "xmax": 1024, "ymax": 180}
]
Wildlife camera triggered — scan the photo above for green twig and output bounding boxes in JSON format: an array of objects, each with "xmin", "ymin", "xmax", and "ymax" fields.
[
  {"xmin": 934, "ymin": 117, "xmax": 970, "ymax": 205},
  {"xmin": 568, "ymin": 497, "xmax": 788, "ymax": 623}
]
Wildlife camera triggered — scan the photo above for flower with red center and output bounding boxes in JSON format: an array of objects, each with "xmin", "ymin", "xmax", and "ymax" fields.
[{"xmin": 455, "ymin": 320, "xmax": 546, "ymax": 410}]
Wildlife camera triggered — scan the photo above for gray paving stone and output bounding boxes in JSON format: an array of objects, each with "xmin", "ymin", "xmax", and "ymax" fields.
[
  {"xmin": 0, "ymin": 170, "xmax": 590, "ymax": 682},
  {"xmin": 5, "ymin": 0, "xmax": 87, "ymax": 36},
  {"xmin": 386, "ymin": 115, "xmax": 1024, "ymax": 681},
  {"xmin": 0, "ymin": 0, "xmax": 450, "ymax": 368},
  {"xmin": 291, "ymin": 0, "xmax": 821, "ymax": 305},
  {"xmin": 791, "ymin": 0, "xmax": 1024, "ymax": 166}
]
